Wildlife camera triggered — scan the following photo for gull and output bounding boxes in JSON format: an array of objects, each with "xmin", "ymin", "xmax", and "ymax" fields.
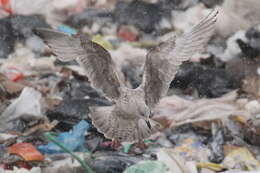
[{"xmin": 34, "ymin": 9, "xmax": 218, "ymax": 147}]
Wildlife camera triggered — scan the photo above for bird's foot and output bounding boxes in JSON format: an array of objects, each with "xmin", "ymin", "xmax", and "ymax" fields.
[
  {"xmin": 111, "ymin": 139, "xmax": 121, "ymax": 149},
  {"xmin": 136, "ymin": 140, "xmax": 148, "ymax": 150}
]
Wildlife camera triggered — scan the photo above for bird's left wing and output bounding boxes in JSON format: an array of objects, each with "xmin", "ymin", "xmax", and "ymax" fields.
[
  {"xmin": 139, "ymin": 9, "xmax": 218, "ymax": 108},
  {"xmin": 34, "ymin": 28, "xmax": 123, "ymax": 100}
]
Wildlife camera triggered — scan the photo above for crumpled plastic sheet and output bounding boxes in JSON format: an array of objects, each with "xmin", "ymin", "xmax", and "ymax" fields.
[
  {"xmin": 0, "ymin": 87, "xmax": 43, "ymax": 132},
  {"xmin": 38, "ymin": 120, "xmax": 90, "ymax": 154},
  {"xmin": 153, "ymin": 90, "xmax": 250, "ymax": 126}
]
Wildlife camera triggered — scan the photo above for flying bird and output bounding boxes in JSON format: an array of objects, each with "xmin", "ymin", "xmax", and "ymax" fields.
[{"xmin": 34, "ymin": 9, "xmax": 218, "ymax": 146}]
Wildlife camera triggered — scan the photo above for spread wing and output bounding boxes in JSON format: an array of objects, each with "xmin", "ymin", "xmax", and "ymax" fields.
[
  {"xmin": 140, "ymin": 9, "xmax": 218, "ymax": 108},
  {"xmin": 33, "ymin": 28, "xmax": 122, "ymax": 100}
]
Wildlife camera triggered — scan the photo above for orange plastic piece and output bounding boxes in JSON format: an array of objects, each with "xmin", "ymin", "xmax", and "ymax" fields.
[
  {"xmin": 0, "ymin": 0, "xmax": 12, "ymax": 14},
  {"xmin": 8, "ymin": 143, "xmax": 44, "ymax": 161}
]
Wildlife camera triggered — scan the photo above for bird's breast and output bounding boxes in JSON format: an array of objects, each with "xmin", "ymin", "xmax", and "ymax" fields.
[{"xmin": 112, "ymin": 106, "xmax": 139, "ymax": 120}]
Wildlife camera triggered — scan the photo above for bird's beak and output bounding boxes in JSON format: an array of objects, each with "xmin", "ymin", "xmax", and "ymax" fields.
[{"xmin": 145, "ymin": 120, "xmax": 152, "ymax": 129}]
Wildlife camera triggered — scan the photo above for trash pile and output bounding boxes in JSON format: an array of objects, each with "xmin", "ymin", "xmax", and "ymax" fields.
[{"xmin": 1, "ymin": 0, "xmax": 260, "ymax": 172}]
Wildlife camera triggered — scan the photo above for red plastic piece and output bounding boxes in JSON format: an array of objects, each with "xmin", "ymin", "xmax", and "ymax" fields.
[
  {"xmin": 117, "ymin": 26, "xmax": 138, "ymax": 42},
  {"xmin": 5, "ymin": 67, "xmax": 24, "ymax": 82},
  {"xmin": 8, "ymin": 143, "xmax": 45, "ymax": 161}
]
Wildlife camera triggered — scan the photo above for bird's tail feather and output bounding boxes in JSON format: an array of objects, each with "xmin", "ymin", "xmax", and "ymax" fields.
[{"xmin": 89, "ymin": 107, "xmax": 161, "ymax": 142}]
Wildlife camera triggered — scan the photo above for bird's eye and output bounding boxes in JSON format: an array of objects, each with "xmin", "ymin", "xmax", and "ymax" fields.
[
  {"xmin": 138, "ymin": 108, "xmax": 146, "ymax": 117},
  {"xmin": 149, "ymin": 110, "xmax": 153, "ymax": 117}
]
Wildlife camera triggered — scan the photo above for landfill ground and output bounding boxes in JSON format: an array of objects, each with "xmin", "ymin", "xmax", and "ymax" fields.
[{"xmin": 1, "ymin": 0, "xmax": 260, "ymax": 173}]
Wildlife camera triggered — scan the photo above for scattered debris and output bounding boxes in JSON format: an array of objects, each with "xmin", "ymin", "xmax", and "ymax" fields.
[
  {"xmin": 38, "ymin": 120, "xmax": 90, "ymax": 154},
  {"xmin": 1, "ymin": 0, "xmax": 260, "ymax": 172},
  {"xmin": 123, "ymin": 160, "xmax": 167, "ymax": 173},
  {"xmin": 223, "ymin": 147, "xmax": 260, "ymax": 171},
  {"xmin": 0, "ymin": 87, "xmax": 44, "ymax": 132}
]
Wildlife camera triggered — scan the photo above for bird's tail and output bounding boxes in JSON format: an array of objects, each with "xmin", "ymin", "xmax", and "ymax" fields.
[{"xmin": 89, "ymin": 106, "xmax": 161, "ymax": 142}]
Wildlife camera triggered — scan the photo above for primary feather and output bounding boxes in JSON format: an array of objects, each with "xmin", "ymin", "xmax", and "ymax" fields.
[
  {"xmin": 33, "ymin": 28, "xmax": 122, "ymax": 100},
  {"xmin": 140, "ymin": 9, "xmax": 218, "ymax": 108}
]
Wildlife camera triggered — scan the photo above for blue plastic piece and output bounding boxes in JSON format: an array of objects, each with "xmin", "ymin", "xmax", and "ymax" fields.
[
  {"xmin": 57, "ymin": 25, "xmax": 77, "ymax": 36},
  {"xmin": 38, "ymin": 120, "xmax": 90, "ymax": 154}
]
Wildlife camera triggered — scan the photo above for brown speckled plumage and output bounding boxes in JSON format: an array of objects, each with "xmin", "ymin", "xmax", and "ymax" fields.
[{"xmin": 34, "ymin": 9, "xmax": 218, "ymax": 142}]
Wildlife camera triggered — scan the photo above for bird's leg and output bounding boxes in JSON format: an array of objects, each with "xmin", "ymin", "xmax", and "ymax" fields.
[
  {"xmin": 137, "ymin": 140, "xmax": 147, "ymax": 150},
  {"xmin": 111, "ymin": 138, "xmax": 121, "ymax": 149},
  {"xmin": 135, "ymin": 124, "xmax": 148, "ymax": 150}
]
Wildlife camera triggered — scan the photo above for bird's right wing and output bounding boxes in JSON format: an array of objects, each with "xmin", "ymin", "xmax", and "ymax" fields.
[
  {"xmin": 33, "ymin": 28, "xmax": 123, "ymax": 100},
  {"xmin": 140, "ymin": 9, "xmax": 218, "ymax": 108}
]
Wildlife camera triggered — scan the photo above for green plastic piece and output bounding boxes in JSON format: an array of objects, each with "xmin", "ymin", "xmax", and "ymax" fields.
[
  {"xmin": 123, "ymin": 161, "xmax": 167, "ymax": 173},
  {"xmin": 44, "ymin": 133, "xmax": 95, "ymax": 173}
]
